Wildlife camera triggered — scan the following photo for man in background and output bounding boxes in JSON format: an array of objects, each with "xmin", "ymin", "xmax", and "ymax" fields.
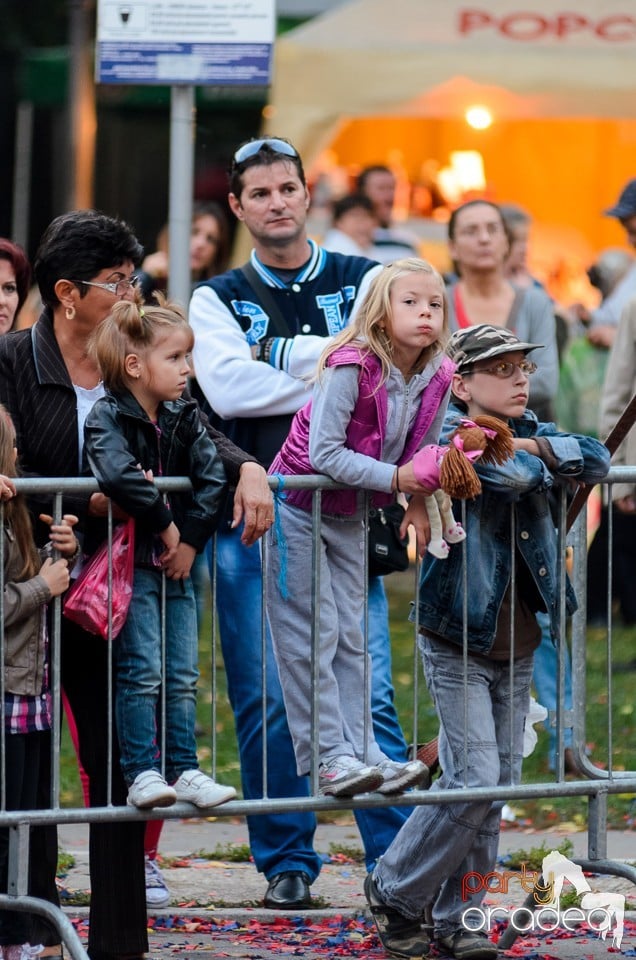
[{"xmin": 357, "ymin": 164, "xmax": 420, "ymax": 263}]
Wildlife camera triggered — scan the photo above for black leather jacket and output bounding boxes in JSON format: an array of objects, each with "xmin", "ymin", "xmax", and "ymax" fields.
[
  {"xmin": 84, "ymin": 389, "xmax": 227, "ymax": 565},
  {"xmin": 0, "ymin": 309, "xmax": 256, "ymax": 549}
]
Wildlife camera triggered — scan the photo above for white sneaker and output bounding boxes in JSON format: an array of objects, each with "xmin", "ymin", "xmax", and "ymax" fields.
[
  {"xmin": 375, "ymin": 758, "xmax": 430, "ymax": 795},
  {"xmin": 145, "ymin": 854, "xmax": 171, "ymax": 908},
  {"xmin": 173, "ymin": 769, "xmax": 237, "ymax": 808},
  {"xmin": 318, "ymin": 755, "xmax": 384, "ymax": 797},
  {"xmin": 126, "ymin": 770, "xmax": 177, "ymax": 809}
]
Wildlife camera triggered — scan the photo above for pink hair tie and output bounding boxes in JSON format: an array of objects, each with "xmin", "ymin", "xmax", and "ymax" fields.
[
  {"xmin": 459, "ymin": 417, "xmax": 497, "ymax": 441},
  {"xmin": 452, "ymin": 434, "xmax": 484, "ymax": 462}
]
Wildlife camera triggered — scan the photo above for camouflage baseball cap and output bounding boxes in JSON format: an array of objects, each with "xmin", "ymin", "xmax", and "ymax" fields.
[{"xmin": 447, "ymin": 324, "xmax": 542, "ymax": 371}]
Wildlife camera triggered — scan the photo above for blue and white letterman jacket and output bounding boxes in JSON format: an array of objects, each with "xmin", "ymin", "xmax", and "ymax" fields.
[{"xmin": 190, "ymin": 239, "xmax": 381, "ymax": 468}]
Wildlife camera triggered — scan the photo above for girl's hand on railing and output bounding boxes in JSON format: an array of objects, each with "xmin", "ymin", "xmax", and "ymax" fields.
[
  {"xmin": 40, "ymin": 557, "xmax": 71, "ymax": 597},
  {"xmin": 0, "ymin": 474, "xmax": 16, "ymax": 500},
  {"xmin": 40, "ymin": 513, "xmax": 80, "ymax": 558}
]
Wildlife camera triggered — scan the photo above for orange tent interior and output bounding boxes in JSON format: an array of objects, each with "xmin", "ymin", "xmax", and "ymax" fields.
[
  {"xmin": 269, "ymin": 0, "xmax": 636, "ymax": 306},
  {"xmin": 305, "ymin": 115, "xmax": 636, "ymax": 306}
]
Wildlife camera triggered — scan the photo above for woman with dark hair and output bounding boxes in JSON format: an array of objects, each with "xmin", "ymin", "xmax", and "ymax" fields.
[
  {"xmin": 0, "ymin": 238, "xmax": 31, "ymax": 333},
  {"xmin": 138, "ymin": 202, "xmax": 232, "ymax": 299},
  {"xmin": 0, "ymin": 211, "xmax": 147, "ymax": 960},
  {"xmin": 0, "ymin": 209, "xmax": 271, "ymax": 960},
  {"xmin": 445, "ymin": 199, "xmax": 558, "ymax": 422}
]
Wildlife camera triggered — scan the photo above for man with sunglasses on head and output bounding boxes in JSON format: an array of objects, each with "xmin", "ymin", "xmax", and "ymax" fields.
[{"xmin": 190, "ymin": 137, "xmax": 418, "ymax": 910}]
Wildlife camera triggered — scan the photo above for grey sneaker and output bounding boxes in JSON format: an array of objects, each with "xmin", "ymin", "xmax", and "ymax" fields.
[
  {"xmin": 364, "ymin": 873, "xmax": 430, "ymax": 958},
  {"xmin": 437, "ymin": 929, "xmax": 497, "ymax": 959},
  {"xmin": 319, "ymin": 755, "xmax": 384, "ymax": 797},
  {"xmin": 376, "ymin": 758, "xmax": 430, "ymax": 794},
  {"xmin": 145, "ymin": 855, "xmax": 171, "ymax": 908}
]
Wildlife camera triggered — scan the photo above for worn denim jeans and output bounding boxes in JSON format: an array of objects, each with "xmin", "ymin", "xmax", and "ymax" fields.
[
  {"xmin": 374, "ymin": 633, "xmax": 534, "ymax": 939},
  {"xmin": 114, "ymin": 568, "xmax": 199, "ymax": 785},
  {"xmin": 207, "ymin": 524, "xmax": 411, "ymax": 879}
]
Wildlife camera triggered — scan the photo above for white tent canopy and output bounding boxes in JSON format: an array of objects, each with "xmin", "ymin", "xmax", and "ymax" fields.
[{"xmin": 268, "ymin": 0, "xmax": 636, "ymax": 163}]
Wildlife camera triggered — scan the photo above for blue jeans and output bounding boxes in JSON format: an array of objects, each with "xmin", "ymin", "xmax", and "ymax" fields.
[
  {"xmin": 114, "ymin": 568, "xmax": 200, "ymax": 785},
  {"xmin": 208, "ymin": 525, "xmax": 411, "ymax": 879},
  {"xmin": 375, "ymin": 634, "xmax": 534, "ymax": 938},
  {"xmin": 532, "ymin": 611, "xmax": 573, "ymax": 764}
]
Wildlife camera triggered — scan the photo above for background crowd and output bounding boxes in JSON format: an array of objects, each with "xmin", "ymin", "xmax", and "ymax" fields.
[{"xmin": 0, "ymin": 142, "xmax": 633, "ymax": 960}]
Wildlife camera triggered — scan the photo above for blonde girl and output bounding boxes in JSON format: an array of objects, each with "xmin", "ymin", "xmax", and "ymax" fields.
[
  {"xmin": 83, "ymin": 297, "xmax": 236, "ymax": 811},
  {"xmin": 266, "ymin": 259, "xmax": 455, "ymax": 798},
  {"xmin": 0, "ymin": 405, "xmax": 79, "ymax": 959},
  {"xmin": 318, "ymin": 256, "xmax": 448, "ymax": 385}
]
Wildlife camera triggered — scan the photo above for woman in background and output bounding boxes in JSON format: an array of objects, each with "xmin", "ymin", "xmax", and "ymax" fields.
[
  {"xmin": 445, "ymin": 199, "xmax": 558, "ymax": 422},
  {"xmin": 0, "ymin": 239, "xmax": 31, "ymax": 334},
  {"xmin": 138, "ymin": 201, "xmax": 231, "ymax": 299}
]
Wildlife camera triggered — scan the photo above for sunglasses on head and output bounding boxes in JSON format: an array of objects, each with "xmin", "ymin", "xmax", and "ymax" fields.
[{"xmin": 232, "ymin": 138, "xmax": 299, "ymax": 166}]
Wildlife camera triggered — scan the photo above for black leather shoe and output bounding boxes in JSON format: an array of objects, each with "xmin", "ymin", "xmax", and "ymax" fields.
[{"xmin": 264, "ymin": 870, "xmax": 312, "ymax": 909}]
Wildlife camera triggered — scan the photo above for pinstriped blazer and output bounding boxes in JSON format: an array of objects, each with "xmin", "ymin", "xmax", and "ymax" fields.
[{"xmin": 0, "ymin": 308, "xmax": 256, "ymax": 545}]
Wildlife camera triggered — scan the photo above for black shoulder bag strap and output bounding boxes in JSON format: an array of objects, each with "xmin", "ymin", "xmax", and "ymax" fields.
[{"xmin": 240, "ymin": 261, "xmax": 292, "ymax": 338}]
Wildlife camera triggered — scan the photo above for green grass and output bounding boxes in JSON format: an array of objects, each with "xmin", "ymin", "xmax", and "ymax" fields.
[
  {"xmin": 58, "ymin": 569, "xmax": 636, "ymax": 832},
  {"xmin": 503, "ymin": 838, "xmax": 574, "ymax": 871},
  {"xmin": 159, "ymin": 843, "xmax": 253, "ymax": 864}
]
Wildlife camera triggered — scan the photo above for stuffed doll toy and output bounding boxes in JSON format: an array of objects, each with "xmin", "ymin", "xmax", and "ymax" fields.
[{"xmin": 412, "ymin": 415, "xmax": 514, "ymax": 558}]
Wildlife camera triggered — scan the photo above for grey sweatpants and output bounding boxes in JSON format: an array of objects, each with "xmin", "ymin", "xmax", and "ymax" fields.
[{"xmin": 265, "ymin": 499, "xmax": 386, "ymax": 776}]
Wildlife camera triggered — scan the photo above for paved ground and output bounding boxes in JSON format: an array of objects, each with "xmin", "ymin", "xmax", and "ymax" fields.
[{"xmin": 53, "ymin": 817, "xmax": 636, "ymax": 958}]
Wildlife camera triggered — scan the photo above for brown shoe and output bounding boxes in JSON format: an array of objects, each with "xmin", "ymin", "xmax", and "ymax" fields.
[
  {"xmin": 564, "ymin": 748, "xmax": 582, "ymax": 776},
  {"xmin": 413, "ymin": 738, "xmax": 440, "ymax": 777}
]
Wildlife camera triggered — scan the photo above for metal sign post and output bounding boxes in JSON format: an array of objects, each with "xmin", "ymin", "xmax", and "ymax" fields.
[
  {"xmin": 168, "ymin": 86, "xmax": 195, "ymax": 307},
  {"xmin": 95, "ymin": 0, "xmax": 275, "ymax": 303}
]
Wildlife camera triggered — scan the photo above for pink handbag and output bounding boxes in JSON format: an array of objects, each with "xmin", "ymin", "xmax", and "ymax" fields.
[{"xmin": 63, "ymin": 520, "xmax": 135, "ymax": 639}]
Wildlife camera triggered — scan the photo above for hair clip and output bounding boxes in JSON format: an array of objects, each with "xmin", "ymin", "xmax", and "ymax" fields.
[{"xmin": 139, "ymin": 308, "xmax": 145, "ymax": 317}]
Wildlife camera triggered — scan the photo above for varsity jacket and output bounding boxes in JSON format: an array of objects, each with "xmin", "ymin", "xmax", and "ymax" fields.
[{"xmin": 190, "ymin": 240, "xmax": 382, "ymax": 468}]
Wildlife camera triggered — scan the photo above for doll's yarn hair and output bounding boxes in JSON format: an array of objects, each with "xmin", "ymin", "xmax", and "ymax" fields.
[{"xmin": 439, "ymin": 415, "xmax": 514, "ymax": 500}]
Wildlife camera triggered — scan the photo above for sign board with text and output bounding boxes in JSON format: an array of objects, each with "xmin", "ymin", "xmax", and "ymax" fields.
[{"xmin": 96, "ymin": 1, "xmax": 275, "ymax": 85}]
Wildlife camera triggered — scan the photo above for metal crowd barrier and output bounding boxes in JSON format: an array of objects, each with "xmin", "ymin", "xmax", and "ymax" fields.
[{"xmin": 1, "ymin": 472, "xmax": 636, "ymax": 956}]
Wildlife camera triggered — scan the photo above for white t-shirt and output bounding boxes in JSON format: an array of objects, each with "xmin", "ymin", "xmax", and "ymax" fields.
[
  {"xmin": 71, "ymin": 381, "xmax": 106, "ymax": 576},
  {"xmin": 74, "ymin": 381, "xmax": 105, "ymax": 463}
]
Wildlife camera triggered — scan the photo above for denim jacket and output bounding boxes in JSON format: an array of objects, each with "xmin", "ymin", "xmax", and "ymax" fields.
[{"xmin": 411, "ymin": 404, "xmax": 611, "ymax": 651}]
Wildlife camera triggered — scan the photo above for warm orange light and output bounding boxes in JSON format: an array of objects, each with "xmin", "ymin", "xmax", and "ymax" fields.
[
  {"xmin": 438, "ymin": 151, "xmax": 486, "ymax": 202},
  {"xmin": 465, "ymin": 105, "xmax": 493, "ymax": 130}
]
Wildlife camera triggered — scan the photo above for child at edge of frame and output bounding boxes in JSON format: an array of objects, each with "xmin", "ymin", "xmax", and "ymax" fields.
[{"xmin": 0, "ymin": 403, "xmax": 81, "ymax": 960}]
